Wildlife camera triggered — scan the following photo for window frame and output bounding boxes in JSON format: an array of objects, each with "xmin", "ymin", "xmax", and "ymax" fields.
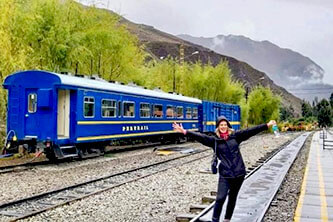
[
  {"xmin": 192, "ymin": 107, "xmax": 198, "ymax": 119},
  {"xmin": 101, "ymin": 99, "xmax": 117, "ymax": 118},
  {"xmin": 140, "ymin": 102, "xmax": 151, "ymax": 118},
  {"xmin": 153, "ymin": 104, "xmax": 163, "ymax": 118},
  {"xmin": 186, "ymin": 107, "xmax": 192, "ymax": 119},
  {"xmin": 83, "ymin": 96, "xmax": 95, "ymax": 118},
  {"xmin": 166, "ymin": 105, "xmax": 174, "ymax": 119},
  {"xmin": 123, "ymin": 101, "xmax": 135, "ymax": 118},
  {"xmin": 176, "ymin": 106, "xmax": 184, "ymax": 119},
  {"xmin": 28, "ymin": 93, "xmax": 37, "ymax": 113}
]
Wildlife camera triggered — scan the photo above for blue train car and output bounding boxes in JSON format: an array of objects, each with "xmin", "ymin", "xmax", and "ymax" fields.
[
  {"xmin": 3, "ymin": 70, "xmax": 201, "ymax": 159},
  {"xmin": 199, "ymin": 100, "xmax": 241, "ymax": 133}
]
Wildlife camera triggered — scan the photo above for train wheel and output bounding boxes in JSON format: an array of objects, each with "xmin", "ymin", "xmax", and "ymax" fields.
[
  {"xmin": 99, "ymin": 146, "xmax": 105, "ymax": 156},
  {"xmin": 77, "ymin": 148, "xmax": 86, "ymax": 160},
  {"xmin": 45, "ymin": 149, "xmax": 57, "ymax": 162}
]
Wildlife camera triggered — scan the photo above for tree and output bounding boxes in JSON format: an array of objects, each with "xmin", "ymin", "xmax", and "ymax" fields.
[
  {"xmin": 301, "ymin": 100, "xmax": 313, "ymax": 118},
  {"xmin": 330, "ymin": 92, "xmax": 333, "ymax": 108},
  {"xmin": 317, "ymin": 99, "xmax": 332, "ymax": 127},
  {"xmin": 280, "ymin": 106, "xmax": 293, "ymax": 121},
  {"xmin": 247, "ymin": 86, "xmax": 281, "ymax": 125}
]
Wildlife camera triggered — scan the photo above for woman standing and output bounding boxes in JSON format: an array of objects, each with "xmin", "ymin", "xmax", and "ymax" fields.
[{"xmin": 173, "ymin": 116, "xmax": 276, "ymax": 222}]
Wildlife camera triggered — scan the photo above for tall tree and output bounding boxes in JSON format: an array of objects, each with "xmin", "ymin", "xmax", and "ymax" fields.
[
  {"xmin": 317, "ymin": 99, "xmax": 332, "ymax": 127},
  {"xmin": 301, "ymin": 100, "xmax": 313, "ymax": 118},
  {"xmin": 280, "ymin": 106, "xmax": 293, "ymax": 121},
  {"xmin": 247, "ymin": 86, "xmax": 281, "ymax": 125}
]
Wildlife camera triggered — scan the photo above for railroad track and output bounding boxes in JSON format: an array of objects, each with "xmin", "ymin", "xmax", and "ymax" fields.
[
  {"xmin": 0, "ymin": 141, "xmax": 186, "ymax": 175},
  {"xmin": 0, "ymin": 160, "xmax": 50, "ymax": 174},
  {"xmin": 177, "ymin": 132, "xmax": 310, "ymax": 222},
  {"xmin": 0, "ymin": 147, "xmax": 211, "ymax": 221}
]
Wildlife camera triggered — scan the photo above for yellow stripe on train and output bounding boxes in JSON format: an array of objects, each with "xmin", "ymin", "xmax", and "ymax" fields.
[
  {"xmin": 78, "ymin": 120, "xmax": 199, "ymax": 125},
  {"xmin": 77, "ymin": 128, "xmax": 199, "ymax": 141}
]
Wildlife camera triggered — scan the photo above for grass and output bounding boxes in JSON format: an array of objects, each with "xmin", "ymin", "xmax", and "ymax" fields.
[
  {"xmin": 104, "ymin": 153, "xmax": 115, "ymax": 158},
  {"xmin": 0, "ymin": 125, "xmax": 5, "ymax": 154}
]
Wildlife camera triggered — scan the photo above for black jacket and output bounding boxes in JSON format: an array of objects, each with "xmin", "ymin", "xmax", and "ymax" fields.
[{"xmin": 186, "ymin": 124, "xmax": 268, "ymax": 178}]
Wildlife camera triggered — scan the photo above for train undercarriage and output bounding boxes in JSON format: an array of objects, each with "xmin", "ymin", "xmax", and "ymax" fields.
[{"xmin": 3, "ymin": 134, "xmax": 188, "ymax": 161}]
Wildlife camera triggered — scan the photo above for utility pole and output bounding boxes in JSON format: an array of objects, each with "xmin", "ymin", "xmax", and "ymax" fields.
[
  {"xmin": 174, "ymin": 44, "xmax": 184, "ymax": 93},
  {"xmin": 172, "ymin": 45, "xmax": 198, "ymax": 92}
]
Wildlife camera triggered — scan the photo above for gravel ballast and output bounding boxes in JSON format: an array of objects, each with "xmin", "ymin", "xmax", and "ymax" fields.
[{"xmin": 0, "ymin": 132, "xmax": 301, "ymax": 222}]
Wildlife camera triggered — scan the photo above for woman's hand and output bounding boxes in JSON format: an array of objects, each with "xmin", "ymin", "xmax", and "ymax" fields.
[
  {"xmin": 267, "ymin": 120, "xmax": 277, "ymax": 128},
  {"xmin": 173, "ymin": 122, "xmax": 187, "ymax": 135}
]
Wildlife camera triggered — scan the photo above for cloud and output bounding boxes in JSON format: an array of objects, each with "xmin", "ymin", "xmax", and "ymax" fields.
[
  {"xmin": 275, "ymin": 0, "xmax": 333, "ymax": 9},
  {"xmin": 224, "ymin": 20, "xmax": 256, "ymax": 38}
]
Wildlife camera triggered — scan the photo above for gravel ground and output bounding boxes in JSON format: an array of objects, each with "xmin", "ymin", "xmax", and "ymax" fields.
[
  {"xmin": 263, "ymin": 132, "xmax": 313, "ymax": 221},
  {"xmin": 0, "ymin": 132, "xmax": 302, "ymax": 222},
  {"xmin": 0, "ymin": 143, "xmax": 202, "ymax": 205}
]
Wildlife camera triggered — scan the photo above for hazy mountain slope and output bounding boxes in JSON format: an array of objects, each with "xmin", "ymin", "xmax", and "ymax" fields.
[{"xmin": 178, "ymin": 34, "xmax": 331, "ymax": 101}]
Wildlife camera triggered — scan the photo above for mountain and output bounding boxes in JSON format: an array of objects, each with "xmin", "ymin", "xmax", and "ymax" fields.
[
  {"xmin": 116, "ymin": 17, "xmax": 303, "ymax": 115},
  {"xmin": 178, "ymin": 34, "xmax": 332, "ymax": 102}
]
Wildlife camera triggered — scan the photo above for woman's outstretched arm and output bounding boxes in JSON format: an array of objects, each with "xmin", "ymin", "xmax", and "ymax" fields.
[
  {"xmin": 235, "ymin": 120, "xmax": 276, "ymax": 143},
  {"xmin": 173, "ymin": 122, "xmax": 215, "ymax": 148}
]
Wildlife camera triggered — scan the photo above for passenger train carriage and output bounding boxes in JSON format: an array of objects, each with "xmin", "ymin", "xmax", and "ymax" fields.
[{"xmin": 3, "ymin": 70, "xmax": 240, "ymax": 160}]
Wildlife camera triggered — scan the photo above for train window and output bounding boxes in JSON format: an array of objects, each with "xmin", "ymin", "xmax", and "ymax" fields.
[
  {"xmin": 101, "ymin": 99, "xmax": 116, "ymax": 118},
  {"xmin": 140, "ymin": 103, "xmax": 150, "ymax": 118},
  {"xmin": 153, "ymin": 104, "xmax": 163, "ymax": 118},
  {"xmin": 84, "ymin": 97, "xmax": 95, "ymax": 118},
  {"xmin": 28, "ymin": 93, "xmax": 37, "ymax": 113},
  {"xmin": 173, "ymin": 107, "xmax": 177, "ymax": 118},
  {"xmin": 193, "ymin": 107, "xmax": 198, "ymax": 119},
  {"xmin": 118, "ymin": 101, "xmax": 122, "ymax": 117},
  {"xmin": 123, "ymin": 101, "xmax": 135, "ymax": 117},
  {"xmin": 176, "ymin": 106, "xmax": 184, "ymax": 118},
  {"xmin": 186, "ymin": 107, "xmax": 192, "ymax": 119},
  {"xmin": 166, "ymin": 105, "xmax": 174, "ymax": 118}
]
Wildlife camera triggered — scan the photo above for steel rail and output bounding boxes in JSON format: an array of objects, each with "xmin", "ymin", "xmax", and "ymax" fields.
[
  {"xmin": 0, "ymin": 148, "xmax": 211, "ymax": 221},
  {"xmin": 0, "ymin": 141, "xmax": 189, "ymax": 174}
]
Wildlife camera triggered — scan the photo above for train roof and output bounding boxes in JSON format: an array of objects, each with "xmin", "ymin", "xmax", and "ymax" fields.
[{"xmin": 4, "ymin": 70, "xmax": 202, "ymax": 104}]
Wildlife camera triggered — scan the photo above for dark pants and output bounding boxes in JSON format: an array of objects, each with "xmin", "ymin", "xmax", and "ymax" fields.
[{"xmin": 212, "ymin": 175, "xmax": 244, "ymax": 222}]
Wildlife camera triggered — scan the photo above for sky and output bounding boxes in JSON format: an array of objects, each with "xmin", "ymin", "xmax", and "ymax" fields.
[{"xmin": 80, "ymin": 0, "xmax": 333, "ymax": 86}]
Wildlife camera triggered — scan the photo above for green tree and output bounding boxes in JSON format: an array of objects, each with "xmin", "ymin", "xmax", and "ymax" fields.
[
  {"xmin": 0, "ymin": 0, "xmax": 29, "ymax": 120},
  {"xmin": 301, "ymin": 100, "xmax": 313, "ymax": 118},
  {"xmin": 247, "ymin": 86, "xmax": 281, "ymax": 125},
  {"xmin": 280, "ymin": 106, "xmax": 293, "ymax": 121},
  {"xmin": 317, "ymin": 99, "xmax": 332, "ymax": 127}
]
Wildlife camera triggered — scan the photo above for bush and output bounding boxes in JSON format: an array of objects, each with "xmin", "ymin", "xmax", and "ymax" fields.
[
  {"xmin": 0, "ymin": 124, "xmax": 5, "ymax": 153},
  {"xmin": 247, "ymin": 86, "xmax": 281, "ymax": 125}
]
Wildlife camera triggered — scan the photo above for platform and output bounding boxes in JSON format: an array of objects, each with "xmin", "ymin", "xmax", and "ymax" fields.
[
  {"xmin": 294, "ymin": 131, "xmax": 333, "ymax": 222},
  {"xmin": 196, "ymin": 133, "xmax": 310, "ymax": 222}
]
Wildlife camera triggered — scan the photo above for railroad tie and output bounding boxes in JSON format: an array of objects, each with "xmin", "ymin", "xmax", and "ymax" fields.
[
  {"xmin": 190, "ymin": 204, "xmax": 209, "ymax": 213},
  {"xmin": 176, "ymin": 213, "xmax": 197, "ymax": 222},
  {"xmin": 201, "ymin": 195, "xmax": 215, "ymax": 204}
]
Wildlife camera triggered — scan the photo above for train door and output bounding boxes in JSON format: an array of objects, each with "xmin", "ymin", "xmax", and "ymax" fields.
[
  {"xmin": 214, "ymin": 106, "xmax": 220, "ymax": 120},
  {"xmin": 25, "ymin": 88, "xmax": 39, "ymax": 137},
  {"xmin": 57, "ymin": 89, "xmax": 70, "ymax": 139}
]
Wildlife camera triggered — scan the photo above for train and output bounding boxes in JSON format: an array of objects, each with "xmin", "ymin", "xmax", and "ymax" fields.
[{"xmin": 2, "ymin": 70, "xmax": 241, "ymax": 160}]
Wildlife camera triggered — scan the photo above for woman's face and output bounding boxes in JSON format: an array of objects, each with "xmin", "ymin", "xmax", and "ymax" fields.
[{"xmin": 218, "ymin": 120, "xmax": 229, "ymax": 133}]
